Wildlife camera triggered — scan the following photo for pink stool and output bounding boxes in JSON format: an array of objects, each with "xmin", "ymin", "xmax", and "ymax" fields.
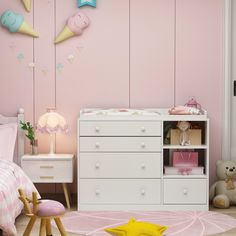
[{"xmin": 18, "ymin": 189, "xmax": 67, "ymax": 236}]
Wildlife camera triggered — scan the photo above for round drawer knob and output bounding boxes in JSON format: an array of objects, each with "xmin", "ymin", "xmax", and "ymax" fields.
[
  {"xmin": 183, "ymin": 188, "xmax": 188, "ymax": 195},
  {"xmin": 141, "ymin": 143, "xmax": 146, "ymax": 148},
  {"xmin": 95, "ymin": 163, "xmax": 100, "ymax": 169},
  {"xmin": 141, "ymin": 127, "xmax": 146, "ymax": 132},
  {"xmin": 95, "ymin": 189, "xmax": 100, "ymax": 195},
  {"xmin": 95, "ymin": 127, "xmax": 100, "ymax": 132},
  {"xmin": 141, "ymin": 164, "xmax": 146, "ymax": 169},
  {"xmin": 95, "ymin": 142, "xmax": 100, "ymax": 148},
  {"xmin": 141, "ymin": 189, "xmax": 146, "ymax": 195}
]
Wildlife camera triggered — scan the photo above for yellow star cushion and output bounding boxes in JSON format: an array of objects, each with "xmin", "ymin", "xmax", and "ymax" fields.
[{"xmin": 104, "ymin": 217, "xmax": 168, "ymax": 236}]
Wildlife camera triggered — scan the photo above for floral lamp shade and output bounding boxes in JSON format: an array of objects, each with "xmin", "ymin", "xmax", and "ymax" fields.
[{"xmin": 37, "ymin": 109, "xmax": 68, "ymax": 154}]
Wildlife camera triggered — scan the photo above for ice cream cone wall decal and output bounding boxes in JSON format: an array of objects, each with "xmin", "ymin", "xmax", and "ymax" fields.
[
  {"xmin": 55, "ymin": 11, "xmax": 89, "ymax": 44},
  {"xmin": 21, "ymin": 0, "xmax": 31, "ymax": 12},
  {"xmin": 0, "ymin": 10, "xmax": 39, "ymax": 37},
  {"xmin": 77, "ymin": 0, "xmax": 96, "ymax": 8}
]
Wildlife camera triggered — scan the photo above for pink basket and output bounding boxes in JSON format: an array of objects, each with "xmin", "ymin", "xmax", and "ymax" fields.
[{"xmin": 173, "ymin": 151, "xmax": 198, "ymax": 167}]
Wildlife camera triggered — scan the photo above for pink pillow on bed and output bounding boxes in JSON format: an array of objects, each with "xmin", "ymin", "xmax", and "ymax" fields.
[{"xmin": 0, "ymin": 123, "xmax": 17, "ymax": 161}]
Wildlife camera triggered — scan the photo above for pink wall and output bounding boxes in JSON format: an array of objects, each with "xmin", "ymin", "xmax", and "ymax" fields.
[{"xmin": 0, "ymin": 0, "xmax": 224, "ymax": 192}]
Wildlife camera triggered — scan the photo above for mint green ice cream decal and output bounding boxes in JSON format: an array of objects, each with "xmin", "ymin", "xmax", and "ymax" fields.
[
  {"xmin": 1, "ymin": 10, "xmax": 24, "ymax": 33},
  {"xmin": 0, "ymin": 10, "xmax": 38, "ymax": 37}
]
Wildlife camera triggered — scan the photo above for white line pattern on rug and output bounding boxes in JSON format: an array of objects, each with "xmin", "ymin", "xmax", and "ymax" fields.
[{"xmin": 52, "ymin": 211, "xmax": 236, "ymax": 236}]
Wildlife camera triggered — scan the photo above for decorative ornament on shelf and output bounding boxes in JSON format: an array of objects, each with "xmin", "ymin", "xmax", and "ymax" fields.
[
  {"xmin": 20, "ymin": 121, "xmax": 38, "ymax": 155},
  {"xmin": 21, "ymin": 0, "xmax": 32, "ymax": 12},
  {"xmin": 37, "ymin": 108, "xmax": 69, "ymax": 155},
  {"xmin": 77, "ymin": 0, "xmax": 96, "ymax": 8},
  {"xmin": 55, "ymin": 11, "xmax": 89, "ymax": 44},
  {"xmin": 105, "ymin": 217, "xmax": 168, "ymax": 236},
  {"xmin": 176, "ymin": 121, "xmax": 191, "ymax": 146},
  {"xmin": 0, "ymin": 10, "xmax": 39, "ymax": 37}
]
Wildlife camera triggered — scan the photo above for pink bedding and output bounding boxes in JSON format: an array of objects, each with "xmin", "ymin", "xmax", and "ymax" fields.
[{"xmin": 0, "ymin": 159, "xmax": 38, "ymax": 236}]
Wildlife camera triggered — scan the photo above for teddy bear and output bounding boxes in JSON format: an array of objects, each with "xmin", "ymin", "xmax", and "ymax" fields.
[{"xmin": 210, "ymin": 160, "xmax": 236, "ymax": 208}]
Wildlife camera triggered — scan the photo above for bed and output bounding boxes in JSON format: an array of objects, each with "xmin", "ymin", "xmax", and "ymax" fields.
[{"xmin": 0, "ymin": 109, "xmax": 38, "ymax": 236}]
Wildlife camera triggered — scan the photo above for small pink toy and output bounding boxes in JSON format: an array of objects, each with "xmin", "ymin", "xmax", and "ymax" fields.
[
  {"xmin": 185, "ymin": 98, "xmax": 202, "ymax": 109},
  {"xmin": 55, "ymin": 11, "xmax": 89, "ymax": 44}
]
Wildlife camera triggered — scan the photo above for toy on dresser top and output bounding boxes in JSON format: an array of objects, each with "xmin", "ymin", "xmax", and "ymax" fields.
[{"xmin": 169, "ymin": 98, "xmax": 204, "ymax": 115}]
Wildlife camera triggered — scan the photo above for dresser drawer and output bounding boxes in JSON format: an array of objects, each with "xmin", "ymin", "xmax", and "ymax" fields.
[
  {"xmin": 163, "ymin": 179, "xmax": 207, "ymax": 204},
  {"xmin": 21, "ymin": 160, "xmax": 73, "ymax": 183},
  {"xmin": 80, "ymin": 153, "xmax": 161, "ymax": 178},
  {"xmin": 80, "ymin": 137, "xmax": 161, "ymax": 152},
  {"xmin": 80, "ymin": 179, "xmax": 161, "ymax": 204},
  {"xmin": 79, "ymin": 121, "xmax": 161, "ymax": 136}
]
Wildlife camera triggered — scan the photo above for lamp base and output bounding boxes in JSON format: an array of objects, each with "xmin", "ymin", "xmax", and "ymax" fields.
[{"xmin": 49, "ymin": 134, "xmax": 55, "ymax": 155}]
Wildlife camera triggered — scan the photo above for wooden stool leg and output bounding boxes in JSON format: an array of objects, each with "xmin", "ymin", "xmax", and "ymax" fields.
[
  {"xmin": 23, "ymin": 216, "xmax": 37, "ymax": 236},
  {"xmin": 54, "ymin": 217, "xmax": 67, "ymax": 236},
  {"xmin": 67, "ymin": 184, "xmax": 72, "ymax": 205},
  {"xmin": 62, "ymin": 183, "xmax": 71, "ymax": 209},
  {"xmin": 46, "ymin": 219, "xmax": 52, "ymax": 236},
  {"xmin": 39, "ymin": 219, "xmax": 46, "ymax": 236}
]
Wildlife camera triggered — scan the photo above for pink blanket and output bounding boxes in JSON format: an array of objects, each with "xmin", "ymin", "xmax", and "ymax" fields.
[{"xmin": 0, "ymin": 159, "xmax": 38, "ymax": 236}]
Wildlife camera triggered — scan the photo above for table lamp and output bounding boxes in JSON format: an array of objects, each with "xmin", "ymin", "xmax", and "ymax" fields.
[{"xmin": 37, "ymin": 108, "xmax": 68, "ymax": 154}]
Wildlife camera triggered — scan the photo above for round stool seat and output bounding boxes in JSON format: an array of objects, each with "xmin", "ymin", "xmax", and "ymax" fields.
[{"xmin": 36, "ymin": 200, "xmax": 65, "ymax": 217}]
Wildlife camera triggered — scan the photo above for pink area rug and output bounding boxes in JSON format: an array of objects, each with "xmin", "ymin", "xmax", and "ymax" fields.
[{"xmin": 56, "ymin": 211, "xmax": 236, "ymax": 236}]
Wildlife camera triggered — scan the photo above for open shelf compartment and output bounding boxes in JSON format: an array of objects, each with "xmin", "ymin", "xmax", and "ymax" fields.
[{"xmin": 163, "ymin": 148, "xmax": 207, "ymax": 177}]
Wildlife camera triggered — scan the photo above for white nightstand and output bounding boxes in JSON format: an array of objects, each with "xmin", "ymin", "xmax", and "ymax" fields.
[{"xmin": 21, "ymin": 154, "xmax": 74, "ymax": 209}]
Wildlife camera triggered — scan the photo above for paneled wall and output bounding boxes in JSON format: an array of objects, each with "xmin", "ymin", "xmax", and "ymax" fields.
[{"xmin": 0, "ymin": 0, "xmax": 223, "ymax": 192}]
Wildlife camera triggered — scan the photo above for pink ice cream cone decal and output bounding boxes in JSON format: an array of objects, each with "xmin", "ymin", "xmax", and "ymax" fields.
[{"xmin": 55, "ymin": 11, "xmax": 89, "ymax": 44}]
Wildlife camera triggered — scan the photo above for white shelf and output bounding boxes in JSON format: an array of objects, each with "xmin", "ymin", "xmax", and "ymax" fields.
[
  {"xmin": 163, "ymin": 174, "xmax": 207, "ymax": 179},
  {"xmin": 163, "ymin": 145, "xmax": 207, "ymax": 149}
]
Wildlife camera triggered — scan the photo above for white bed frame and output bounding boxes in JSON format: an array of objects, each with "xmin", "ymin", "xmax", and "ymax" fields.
[{"xmin": 0, "ymin": 108, "xmax": 25, "ymax": 164}]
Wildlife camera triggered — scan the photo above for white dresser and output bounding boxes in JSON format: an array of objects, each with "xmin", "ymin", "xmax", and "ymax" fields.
[{"xmin": 78, "ymin": 109, "xmax": 209, "ymax": 211}]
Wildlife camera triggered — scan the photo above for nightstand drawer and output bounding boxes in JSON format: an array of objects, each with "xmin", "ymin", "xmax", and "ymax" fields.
[
  {"xmin": 21, "ymin": 160, "xmax": 73, "ymax": 183},
  {"xmin": 80, "ymin": 137, "xmax": 161, "ymax": 152},
  {"xmin": 163, "ymin": 179, "xmax": 207, "ymax": 204},
  {"xmin": 80, "ymin": 179, "xmax": 161, "ymax": 204},
  {"xmin": 80, "ymin": 153, "xmax": 161, "ymax": 178},
  {"xmin": 80, "ymin": 121, "xmax": 161, "ymax": 136}
]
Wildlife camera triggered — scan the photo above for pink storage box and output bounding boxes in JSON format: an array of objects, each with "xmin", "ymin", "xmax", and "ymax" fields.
[
  {"xmin": 164, "ymin": 166, "xmax": 204, "ymax": 175},
  {"xmin": 172, "ymin": 151, "xmax": 198, "ymax": 167}
]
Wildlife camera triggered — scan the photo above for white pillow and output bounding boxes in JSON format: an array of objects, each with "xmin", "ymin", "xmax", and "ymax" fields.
[{"xmin": 0, "ymin": 123, "xmax": 17, "ymax": 161}]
